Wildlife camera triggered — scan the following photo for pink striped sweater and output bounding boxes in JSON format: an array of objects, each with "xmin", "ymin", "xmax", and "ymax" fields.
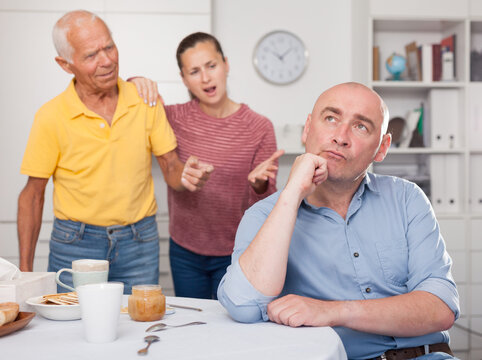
[{"xmin": 165, "ymin": 100, "xmax": 278, "ymax": 256}]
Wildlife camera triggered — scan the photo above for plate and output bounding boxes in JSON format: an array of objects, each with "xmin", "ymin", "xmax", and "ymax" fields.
[
  {"xmin": 26, "ymin": 296, "xmax": 81, "ymax": 321},
  {"xmin": 0, "ymin": 312, "xmax": 35, "ymax": 337},
  {"xmin": 165, "ymin": 306, "xmax": 175, "ymax": 315}
]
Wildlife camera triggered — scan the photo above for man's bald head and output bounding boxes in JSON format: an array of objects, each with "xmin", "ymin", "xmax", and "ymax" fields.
[{"xmin": 314, "ymin": 82, "xmax": 389, "ymax": 137}]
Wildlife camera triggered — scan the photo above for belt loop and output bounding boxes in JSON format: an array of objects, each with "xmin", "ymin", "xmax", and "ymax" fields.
[
  {"xmin": 131, "ymin": 223, "xmax": 138, "ymax": 240},
  {"xmin": 78, "ymin": 222, "xmax": 86, "ymax": 240},
  {"xmin": 424, "ymin": 345, "xmax": 429, "ymax": 354}
]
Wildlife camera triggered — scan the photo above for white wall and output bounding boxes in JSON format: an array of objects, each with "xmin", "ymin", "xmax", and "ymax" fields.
[{"xmin": 213, "ymin": 0, "xmax": 354, "ymax": 130}]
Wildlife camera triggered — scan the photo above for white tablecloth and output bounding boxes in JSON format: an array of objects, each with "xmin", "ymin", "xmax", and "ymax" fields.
[{"xmin": 1, "ymin": 296, "xmax": 347, "ymax": 360}]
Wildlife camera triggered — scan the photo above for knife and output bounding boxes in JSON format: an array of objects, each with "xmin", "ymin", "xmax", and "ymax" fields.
[{"xmin": 167, "ymin": 304, "xmax": 203, "ymax": 312}]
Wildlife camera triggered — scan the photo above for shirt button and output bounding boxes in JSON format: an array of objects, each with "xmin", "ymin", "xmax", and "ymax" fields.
[
  {"xmin": 100, "ymin": 123, "xmax": 105, "ymax": 128},
  {"xmin": 353, "ymin": 252, "xmax": 359, "ymax": 258},
  {"xmin": 365, "ymin": 287, "xmax": 371, "ymax": 293}
]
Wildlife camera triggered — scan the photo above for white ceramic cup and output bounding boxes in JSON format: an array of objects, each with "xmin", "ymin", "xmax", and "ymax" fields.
[
  {"xmin": 77, "ymin": 282, "xmax": 124, "ymax": 343},
  {"xmin": 56, "ymin": 259, "xmax": 109, "ymax": 292}
]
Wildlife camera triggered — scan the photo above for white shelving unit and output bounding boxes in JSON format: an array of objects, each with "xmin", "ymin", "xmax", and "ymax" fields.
[{"xmin": 368, "ymin": 1, "xmax": 482, "ymax": 357}]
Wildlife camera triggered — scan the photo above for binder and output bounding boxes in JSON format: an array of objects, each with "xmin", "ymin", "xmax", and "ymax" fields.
[
  {"xmin": 429, "ymin": 89, "xmax": 459, "ymax": 149},
  {"xmin": 430, "ymin": 155, "xmax": 446, "ymax": 213},
  {"xmin": 444, "ymin": 154, "xmax": 461, "ymax": 213},
  {"xmin": 430, "ymin": 155, "xmax": 461, "ymax": 213}
]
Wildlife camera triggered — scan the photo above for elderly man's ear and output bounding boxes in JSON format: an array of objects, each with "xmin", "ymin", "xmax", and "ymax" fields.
[
  {"xmin": 301, "ymin": 114, "xmax": 312, "ymax": 145},
  {"xmin": 55, "ymin": 56, "xmax": 74, "ymax": 74}
]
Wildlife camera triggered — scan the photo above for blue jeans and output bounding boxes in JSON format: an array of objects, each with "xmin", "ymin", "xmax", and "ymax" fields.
[
  {"xmin": 48, "ymin": 216, "xmax": 160, "ymax": 294},
  {"xmin": 169, "ymin": 238, "xmax": 231, "ymax": 299}
]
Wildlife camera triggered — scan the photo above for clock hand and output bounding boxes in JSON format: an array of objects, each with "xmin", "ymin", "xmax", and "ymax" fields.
[
  {"xmin": 279, "ymin": 47, "xmax": 293, "ymax": 61},
  {"xmin": 269, "ymin": 50, "xmax": 282, "ymax": 61}
]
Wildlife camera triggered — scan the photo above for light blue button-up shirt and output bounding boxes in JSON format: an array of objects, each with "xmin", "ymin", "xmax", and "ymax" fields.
[{"xmin": 218, "ymin": 173, "xmax": 459, "ymax": 360}]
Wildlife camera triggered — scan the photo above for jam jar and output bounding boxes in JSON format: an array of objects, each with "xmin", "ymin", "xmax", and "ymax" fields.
[{"xmin": 128, "ymin": 284, "xmax": 166, "ymax": 322}]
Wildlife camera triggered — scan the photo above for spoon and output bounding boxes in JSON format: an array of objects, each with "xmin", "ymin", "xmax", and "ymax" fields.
[
  {"xmin": 146, "ymin": 321, "xmax": 206, "ymax": 332},
  {"xmin": 137, "ymin": 335, "xmax": 160, "ymax": 355}
]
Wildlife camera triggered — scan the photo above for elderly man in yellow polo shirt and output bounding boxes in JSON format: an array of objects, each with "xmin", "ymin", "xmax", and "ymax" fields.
[{"xmin": 17, "ymin": 10, "xmax": 213, "ymax": 294}]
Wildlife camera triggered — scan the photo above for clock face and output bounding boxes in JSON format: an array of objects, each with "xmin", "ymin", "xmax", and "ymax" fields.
[{"xmin": 253, "ymin": 30, "xmax": 308, "ymax": 85}]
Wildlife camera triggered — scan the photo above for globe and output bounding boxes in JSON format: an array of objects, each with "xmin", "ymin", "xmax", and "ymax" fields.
[{"xmin": 385, "ymin": 53, "xmax": 406, "ymax": 80}]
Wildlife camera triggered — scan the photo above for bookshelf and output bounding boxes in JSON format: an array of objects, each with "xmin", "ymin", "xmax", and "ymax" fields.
[
  {"xmin": 369, "ymin": 17, "xmax": 468, "ymax": 212},
  {"xmin": 368, "ymin": 5, "xmax": 482, "ymax": 357}
]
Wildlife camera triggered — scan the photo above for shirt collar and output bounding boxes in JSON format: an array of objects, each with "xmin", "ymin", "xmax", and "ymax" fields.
[
  {"xmin": 351, "ymin": 173, "xmax": 380, "ymax": 201},
  {"xmin": 62, "ymin": 77, "xmax": 139, "ymax": 120},
  {"xmin": 363, "ymin": 172, "xmax": 379, "ymax": 194}
]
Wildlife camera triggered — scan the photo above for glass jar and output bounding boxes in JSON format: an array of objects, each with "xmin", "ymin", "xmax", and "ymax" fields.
[{"xmin": 128, "ymin": 284, "xmax": 166, "ymax": 322}]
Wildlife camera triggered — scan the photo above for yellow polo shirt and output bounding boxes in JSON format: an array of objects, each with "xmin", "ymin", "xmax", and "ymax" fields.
[{"xmin": 21, "ymin": 78, "xmax": 177, "ymax": 226}]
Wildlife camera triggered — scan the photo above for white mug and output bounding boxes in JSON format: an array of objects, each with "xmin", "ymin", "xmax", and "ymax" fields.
[
  {"xmin": 77, "ymin": 282, "xmax": 124, "ymax": 343},
  {"xmin": 56, "ymin": 259, "xmax": 109, "ymax": 292}
]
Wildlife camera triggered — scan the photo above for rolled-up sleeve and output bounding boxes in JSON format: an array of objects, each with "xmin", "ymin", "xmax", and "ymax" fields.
[
  {"xmin": 405, "ymin": 183, "xmax": 460, "ymax": 319},
  {"xmin": 218, "ymin": 260, "xmax": 276, "ymax": 323}
]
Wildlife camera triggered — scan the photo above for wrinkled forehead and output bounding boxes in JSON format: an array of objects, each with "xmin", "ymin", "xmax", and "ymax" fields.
[
  {"xmin": 69, "ymin": 22, "xmax": 114, "ymax": 58},
  {"xmin": 68, "ymin": 16, "xmax": 112, "ymax": 42},
  {"xmin": 313, "ymin": 84, "xmax": 386, "ymax": 126}
]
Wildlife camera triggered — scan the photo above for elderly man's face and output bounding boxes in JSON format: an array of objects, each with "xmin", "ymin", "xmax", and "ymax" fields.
[
  {"xmin": 66, "ymin": 19, "xmax": 119, "ymax": 93},
  {"xmin": 302, "ymin": 84, "xmax": 391, "ymax": 184}
]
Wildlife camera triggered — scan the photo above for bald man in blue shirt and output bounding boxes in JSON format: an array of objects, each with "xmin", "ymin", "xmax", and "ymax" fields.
[{"xmin": 217, "ymin": 82, "xmax": 459, "ymax": 360}]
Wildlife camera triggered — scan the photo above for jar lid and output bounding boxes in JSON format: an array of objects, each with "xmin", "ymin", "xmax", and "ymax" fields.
[{"xmin": 132, "ymin": 284, "xmax": 162, "ymax": 291}]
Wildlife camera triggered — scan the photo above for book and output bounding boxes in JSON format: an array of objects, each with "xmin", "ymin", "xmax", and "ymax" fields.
[
  {"xmin": 405, "ymin": 41, "xmax": 421, "ymax": 81},
  {"xmin": 399, "ymin": 107, "xmax": 422, "ymax": 148},
  {"xmin": 409, "ymin": 103, "xmax": 425, "ymax": 147},
  {"xmin": 420, "ymin": 44, "xmax": 432, "ymax": 83},
  {"xmin": 373, "ymin": 46, "xmax": 380, "ymax": 81},
  {"xmin": 432, "ymin": 44, "xmax": 442, "ymax": 81},
  {"xmin": 471, "ymin": 50, "xmax": 482, "ymax": 81},
  {"xmin": 442, "ymin": 51, "xmax": 455, "ymax": 81},
  {"xmin": 440, "ymin": 34, "xmax": 456, "ymax": 80}
]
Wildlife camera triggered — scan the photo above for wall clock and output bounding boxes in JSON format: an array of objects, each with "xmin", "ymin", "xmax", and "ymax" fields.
[{"xmin": 253, "ymin": 30, "xmax": 308, "ymax": 85}]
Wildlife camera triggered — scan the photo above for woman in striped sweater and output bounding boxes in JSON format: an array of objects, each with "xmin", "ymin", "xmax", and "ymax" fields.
[{"xmin": 132, "ymin": 32, "xmax": 283, "ymax": 299}]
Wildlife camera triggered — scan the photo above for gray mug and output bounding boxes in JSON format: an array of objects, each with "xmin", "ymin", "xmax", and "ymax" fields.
[{"xmin": 56, "ymin": 259, "xmax": 109, "ymax": 292}]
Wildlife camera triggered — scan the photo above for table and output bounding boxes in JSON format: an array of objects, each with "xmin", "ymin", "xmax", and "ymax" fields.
[{"xmin": 1, "ymin": 296, "xmax": 347, "ymax": 360}]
